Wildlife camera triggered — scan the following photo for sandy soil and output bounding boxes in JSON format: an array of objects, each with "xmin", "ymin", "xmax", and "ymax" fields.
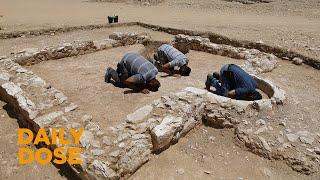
[
  {"xmin": 27, "ymin": 46, "xmax": 243, "ymax": 129},
  {"xmin": 0, "ymin": 25, "xmax": 173, "ymax": 55},
  {"xmin": 0, "ymin": 0, "xmax": 319, "ymax": 59},
  {"xmin": 0, "ymin": 101, "xmax": 66, "ymax": 180},
  {"xmin": 131, "ymin": 127, "xmax": 313, "ymax": 180},
  {"xmin": 26, "ymin": 43, "xmax": 320, "ymax": 180}
]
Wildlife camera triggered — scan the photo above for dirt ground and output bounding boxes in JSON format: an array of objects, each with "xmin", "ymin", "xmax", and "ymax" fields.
[
  {"xmin": 27, "ymin": 46, "xmax": 244, "ymax": 129},
  {"xmin": 0, "ymin": 0, "xmax": 319, "ymax": 59},
  {"xmin": 0, "ymin": 25, "xmax": 173, "ymax": 55},
  {"xmin": 0, "ymin": 0, "xmax": 320, "ymax": 179},
  {"xmin": 0, "ymin": 101, "xmax": 66, "ymax": 180}
]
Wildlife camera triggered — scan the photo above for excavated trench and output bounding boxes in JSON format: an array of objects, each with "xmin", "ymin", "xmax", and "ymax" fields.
[{"xmin": 0, "ymin": 25, "xmax": 319, "ymax": 179}]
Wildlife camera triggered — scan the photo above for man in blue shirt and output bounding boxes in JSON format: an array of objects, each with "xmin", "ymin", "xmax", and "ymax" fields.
[
  {"xmin": 205, "ymin": 64, "xmax": 262, "ymax": 101},
  {"xmin": 105, "ymin": 52, "xmax": 160, "ymax": 94},
  {"xmin": 154, "ymin": 44, "xmax": 191, "ymax": 76}
]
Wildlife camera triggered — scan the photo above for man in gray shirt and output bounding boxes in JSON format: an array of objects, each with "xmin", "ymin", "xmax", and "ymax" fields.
[
  {"xmin": 154, "ymin": 44, "xmax": 191, "ymax": 76},
  {"xmin": 105, "ymin": 52, "xmax": 160, "ymax": 94}
]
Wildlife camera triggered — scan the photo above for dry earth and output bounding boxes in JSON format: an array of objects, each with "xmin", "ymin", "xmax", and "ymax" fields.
[{"xmin": 0, "ymin": 0, "xmax": 320, "ymax": 180}]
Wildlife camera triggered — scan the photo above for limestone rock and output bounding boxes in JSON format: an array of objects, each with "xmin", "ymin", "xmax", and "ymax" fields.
[
  {"xmin": 34, "ymin": 111, "xmax": 63, "ymax": 127},
  {"xmin": 151, "ymin": 115, "xmax": 183, "ymax": 151},
  {"xmin": 91, "ymin": 149, "xmax": 105, "ymax": 156},
  {"xmin": 102, "ymin": 136, "xmax": 113, "ymax": 146},
  {"xmin": 292, "ymin": 57, "xmax": 304, "ymax": 65},
  {"xmin": 93, "ymin": 39, "xmax": 116, "ymax": 50},
  {"xmin": 184, "ymin": 87, "xmax": 207, "ymax": 96},
  {"xmin": 286, "ymin": 133, "xmax": 299, "ymax": 143},
  {"xmin": 297, "ymin": 131, "xmax": 315, "ymax": 145},
  {"xmin": 80, "ymin": 130, "xmax": 95, "ymax": 149},
  {"xmin": 258, "ymin": 136, "xmax": 272, "ymax": 152},
  {"xmin": 126, "ymin": 105, "xmax": 153, "ymax": 124},
  {"xmin": 64, "ymin": 103, "xmax": 78, "ymax": 112},
  {"xmin": 118, "ymin": 138, "xmax": 152, "ymax": 174},
  {"xmin": 242, "ymin": 54, "xmax": 278, "ymax": 74},
  {"xmin": 91, "ymin": 160, "xmax": 118, "ymax": 179}
]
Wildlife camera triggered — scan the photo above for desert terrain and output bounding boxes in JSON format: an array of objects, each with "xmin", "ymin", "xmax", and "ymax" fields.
[{"xmin": 0, "ymin": 0, "xmax": 319, "ymax": 180}]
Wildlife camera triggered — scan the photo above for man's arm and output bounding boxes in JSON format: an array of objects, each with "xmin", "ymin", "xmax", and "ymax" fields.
[
  {"xmin": 124, "ymin": 76, "xmax": 149, "ymax": 94},
  {"xmin": 207, "ymin": 75, "xmax": 228, "ymax": 96},
  {"xmin": 234, "ymin": 87, "xmax": 252, "ymax": 99}
]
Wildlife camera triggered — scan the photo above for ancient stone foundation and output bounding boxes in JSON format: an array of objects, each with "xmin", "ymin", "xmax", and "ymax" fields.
[{"xmin": 1, "ymin": 25, "xmax": 319, "ymax": 179}]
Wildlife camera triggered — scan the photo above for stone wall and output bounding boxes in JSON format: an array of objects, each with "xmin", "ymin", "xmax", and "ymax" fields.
[
  {"xmin": 1, "ymin": 54, "xmax": 296, "ymax": 179},
  {"xmin": 10, "ymin": 32, "xmax": 150, "ymax": 66},
  {"xmin": 174, "ymin": 34, "xmax": 278, "ymax": 74},
  {"xmin": 1, "ymin": 21, "xmax": 319, "ymax": 69},
  {"xmin": 137, "ymin": 22, "xmax": 320, "ymax": 70},
  {"xmin": 0, "ymin": 22, "xmax": 138, "ymax": 39}
]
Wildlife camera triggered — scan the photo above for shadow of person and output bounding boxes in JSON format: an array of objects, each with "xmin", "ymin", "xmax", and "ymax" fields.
[{"xmin": 123, "ymin": 89, "xmax": 141, "ymax": 94}]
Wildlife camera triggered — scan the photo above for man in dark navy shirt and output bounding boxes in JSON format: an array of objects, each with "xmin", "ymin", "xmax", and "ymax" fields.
[{"xmin": 205, "ymin": 64, "xmax": 262, "ymax": 101}]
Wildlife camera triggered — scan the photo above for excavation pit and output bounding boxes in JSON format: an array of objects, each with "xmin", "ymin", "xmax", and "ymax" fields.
[
  {"xmin": 26, "ymin": 44, "xmax": 246, "ymax": 129},
  {"xmin": 1, "ymin": 24, "xmax": 319, "ymax": 179}
]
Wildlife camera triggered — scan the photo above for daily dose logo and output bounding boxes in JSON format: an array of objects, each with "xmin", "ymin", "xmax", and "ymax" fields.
[{"xmin": 18, "ymin": 128, "xmax": 84, "ymax": 165}]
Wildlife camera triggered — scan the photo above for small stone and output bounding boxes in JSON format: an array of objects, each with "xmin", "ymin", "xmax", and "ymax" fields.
[
  {"xmin": 82, "ymin": 115, "xmax": 93, "ymax": 124},
  {"xmin": 92, "ymin": 140, "xmax": 101, "ymax": 148},
  {"xmin": 109, "ymin": 150, "xmax": 120, "ymax": 158},
  {"xmin": 256, "ymin": 119, "xmax": 266, "ymax": 126},
  {"xmin": 204, "ymin": 170, "xmax": 211, "ymax": 174},
  {"xmin": 286, "ymin": 133, "xmax": 299, "ymax": 142},
  {"xmin": 292, "ymin": 57, "xmax": 303, "ymax": 65},
  {"xmin": 85, "ymin": 122, "xmax": 100, "ymax": 132},
  {"xmin": 64, "ymin": 103, "xmax": 78, "ymax": 112},
  {"xmin": 34, "ymin": 111, "xmax": 63, "ymax": 127},
  {"xmin": 277, "ymin": 136, "xmax": 285, "ymax": 143},
  {"xmin": 254, "ymin": 126, "xmax": 268, "ymax": 135},
  {"xmin": 209, "ymin": 136, "xmax": 215, "ymax": 142},
  {"xmin": 297, "ymin": 131, "xmax": 314, "ymax": 145},
  {"xmin": 80, "ymin": 130, "xmax": 94, "ymax": 149},
  {"xmin": 279, "ymin": 121, "xmax": 286, "ymax": 127},
  {"xmin": 261, "ymin": 167, "xmax": 272, "ymax": 178},
  {"xmin": 91, "ymin": 149, "xmax": 105, "ymax": 156},
  {"xmin": 259, "ymin": 136, "xmax": 271, "ymax": 152},
  {"xmin": 126, "ymin": 105, "xmax": 153, "ymax": 124},
  {"xmin": 71, "ymin": 122, "xmax": 81, "ymax": 129},
  {"xmin": 177, "ymin": 168, "xmax": 184, "ymax": 175},
  {"xmin": 91, "ymin": 160, "xmax": 118, "ymax": 179},
  {"xmin": 96, "ymin": 131, "xmax": 105, "ymax": 137},
  {"xmin": 102, "ymin": 136, "xmax": 112, "ymax": 146}
]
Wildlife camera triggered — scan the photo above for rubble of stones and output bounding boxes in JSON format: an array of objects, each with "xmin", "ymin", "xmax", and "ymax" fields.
[
  {"xmin": 1, "ymin": 30, "xmax": 319, "ymax": 179},
  {"xmin": 174, "ymin": 34, "xmax": 278, "ymax": 75},
  {"xmin": 10, "ymin": 32, "xmax": 150, "ymax": 66}
]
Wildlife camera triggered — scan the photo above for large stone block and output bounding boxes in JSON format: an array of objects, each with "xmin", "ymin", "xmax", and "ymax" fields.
[
  {"xmin": 151, "ymin": 115, "xmax": 183, "ymax": 151},
  {"xmin": 126, "ymin": 105, "xmax": 153, "ymax": 124}
]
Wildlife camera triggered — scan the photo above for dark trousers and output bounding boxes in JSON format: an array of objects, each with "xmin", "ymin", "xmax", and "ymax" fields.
[
  {"xmin": 106, "ymin": 66, "xmax": 129, "ymax": 87},
  {"xmin": 154, "ymin": 51, "xmax": 174, "ymax": 72}
]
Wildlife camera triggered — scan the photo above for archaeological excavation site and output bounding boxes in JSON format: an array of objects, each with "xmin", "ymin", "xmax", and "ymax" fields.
[{"xmin": 0, "ymin": 21, "xmax": 319, "ymax": 180}]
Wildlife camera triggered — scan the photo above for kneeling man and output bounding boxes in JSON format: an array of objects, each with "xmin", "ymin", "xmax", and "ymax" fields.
[
  {"xmin": 206, "ymin": 64, "xmax": 262, "ymax": 101},
  {"xmin": 154, "ymin": 44, "xmax": 191, "ymax": 76},
  {"xmin": 105, "ymin": 52, "xmax": 160, "ymax": 94}
]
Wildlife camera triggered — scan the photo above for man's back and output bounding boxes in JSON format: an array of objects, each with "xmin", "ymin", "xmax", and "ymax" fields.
[
  {"xmin": 220, "ymin": 64, "xmax": 256, "ymax": 98},
  {"xmin": 158, "ymin": 44, "xmax": 188, "ymax": 67},
  {"xmin": 120, "ymin": 52, "xmax": 158, "ymax": 83}
]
